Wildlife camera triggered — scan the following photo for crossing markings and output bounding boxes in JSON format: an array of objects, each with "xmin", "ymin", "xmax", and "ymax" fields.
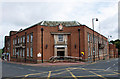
[
  {"xmin": 66, "ymin": 68, "xmax": 77, "ymax": 79},
  {"xmin": 15, "ymin": 67, "xmax": 119, "ymax": 78},
  {"xmin": 47, "ymin": 71, "xmax": 51, "ymax": 79},
  {"xmin": 88, "ymin": 71, "xmax": 107, "ymax": 79},
  {"xmin": 81, "ymin": 68, "xmax": 107, "ymax": 79}
]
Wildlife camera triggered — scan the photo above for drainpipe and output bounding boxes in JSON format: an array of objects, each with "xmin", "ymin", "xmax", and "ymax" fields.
[
  {"xmin": 78, "ymin": 28, "xmax": 81, "ymax": 61},
  {"xmin": 41, "ymin": 28, "xmax": 44, "ymax": 63},
  {"xmin": 25, "ymin": 32, "xmax": 27, "ymax": 63}
]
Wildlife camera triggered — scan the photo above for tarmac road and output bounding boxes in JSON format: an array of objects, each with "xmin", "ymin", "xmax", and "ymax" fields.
[{"xmin": 2, "ymin": 58, "xmax": 120, "ymax": 79}]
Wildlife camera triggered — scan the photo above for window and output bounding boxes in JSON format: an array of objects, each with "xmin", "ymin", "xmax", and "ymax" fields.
[
  {"xmin": 90, "ymin": 34, "xmax": 92, "ymax": 42},
  {"xmin": 13, "ymin": 39, "xmax": 14, "ymax": 45},
  {"xmin": 15, "ymin": 49, "xmax": 16, "ymax": 55},
  {"xmin": 95, "ymin": 46, "xmax": 97, "ymax": 56},
  {"xmin": 27, "ymin": 34, "xmax": 29, "ymax": 42},
  {"xmin": 23, "ymin": 36, "xmax": 25, "ymax": 43},
  {"xmin": 88, "ymin": 46, "xmax": 90, "ymax": 56},
  {"xmin": 18, "ymin": 38, "xmax": 19, "ymax": 44},
  {"xmin": 91, "ymin": 45, "xmax": 92, "ymax": 56},
  {"xmin": 17, "ymin": 49, "xmax": 19, "ymax": 56},
  {"xmin": 15, "ymin": 39, "xmax": 17, "ymax": 44},
  {"xmin": 23, "ymin": 49, "xmax": 25, "ymax": 57},
  {"xmin": 58, "ymin": 34, "xmax": 63, "ymax": 41},
  {"xmin": 88, "ymin": 33, "xmax": 90, "ymax": 42},
  {"xmin": 30, "ymin": 33, "xmax": 33, "ymax": 42},
  {"xmin": 13, "ymin": 48, "xmax": 14, "ymax": 55},
  {"xmin": 20, "ymin": 49, "xmax": 22, "ymax": 57},
  {"xmin": 30, "ymin": 47, "xmax": 33, "ymax": 57},
  {"xmin": 27, "ymin": 48, "xmax": 29, "ymax": 57},
  {"xmin": 21, "ymin": 37, "xmax": 22, "ymax": 43}
]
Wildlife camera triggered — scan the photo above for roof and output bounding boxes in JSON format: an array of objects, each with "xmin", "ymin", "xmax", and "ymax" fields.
[{"xmin": 38, "ymin": 21, "xmax": 81, "ymax": 26}]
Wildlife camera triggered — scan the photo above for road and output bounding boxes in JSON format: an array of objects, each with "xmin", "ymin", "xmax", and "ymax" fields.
[{"xmin": 2, "ymin": 58, "xmax": 120, "ymax": 79}]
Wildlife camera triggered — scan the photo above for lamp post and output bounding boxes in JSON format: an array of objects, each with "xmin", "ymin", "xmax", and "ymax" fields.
[
  {"xmin": 78, "ymin": 28, "xmax": 80, "ymax": 61},
  {"xmin": 92, "ymin": 18, "xmax": 98, "ymax": 62}
]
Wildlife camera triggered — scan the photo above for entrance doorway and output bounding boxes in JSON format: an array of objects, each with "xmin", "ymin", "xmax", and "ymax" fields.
[{"xmin": 57, "ymin": 51, "xmax": 65, "ymax": 56}]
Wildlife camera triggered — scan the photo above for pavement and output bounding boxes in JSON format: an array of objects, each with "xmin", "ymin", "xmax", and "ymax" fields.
[
  {"xmin": 2, "ymin": 60, "xmax": 87, "ymax": 66},
  {"xmin": 2, "ymin": 58, "xmax": 120, "ymax": 79}
]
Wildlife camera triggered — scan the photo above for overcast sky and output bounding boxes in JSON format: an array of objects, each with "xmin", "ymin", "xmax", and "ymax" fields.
[{"xmin": 0, "ymin": 0, "xmax": 119, "ymax": 49}]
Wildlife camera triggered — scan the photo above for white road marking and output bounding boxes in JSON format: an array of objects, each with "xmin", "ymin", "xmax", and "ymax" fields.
[
  {"xmin": 28, "ymin": 69, "xmax": 36, "ymax": 72},
  {"xmin": 18, "ymin": 67, "xmax": 24, "ymax": 69},
  {"xmin": 113, "ymin": 64, "xmax": 115, "ymax": 66},
  {"xmin": 107, "ymin": 61, "xmax": 110, "ymax": 62},
  {"xmin": 106, "ymin": 67, "xmax": 111, "ymax": 71}
]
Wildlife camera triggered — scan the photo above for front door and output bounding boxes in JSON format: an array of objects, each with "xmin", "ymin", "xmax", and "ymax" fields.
[{"xmin": 57, "ymin": 51, "xmax": 65, "ymax": 56}]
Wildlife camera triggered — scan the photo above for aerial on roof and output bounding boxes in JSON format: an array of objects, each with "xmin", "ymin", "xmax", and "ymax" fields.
[{"xmin": 38, "ymin": 21, "xmax": 81, "ymax": 26}]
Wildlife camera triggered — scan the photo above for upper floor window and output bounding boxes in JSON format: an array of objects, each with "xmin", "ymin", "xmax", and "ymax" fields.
[
  {"xmin": 30, "ymin": 33, "xmax": 33, "ymax": 42},
  {"xmin": 58, "ymin": 34, "xmax": 63, "ymax": 42},
  {"xmin": 15, "ymin": 39, "xmax": 17, "ymax": 44},
  {"xmin": 13, "ymin": 39, "xmax": 15, "ymax": 45},
  {"xmin": 88, "ymin": 33, "xmax": 90, "ymax": 42},
  {"xmin": 18, "ymin": 38, "xmax": 19, "ymax": 44},
  {"xmin": 23, "ymin": 36, "xmax": 25, "ymax": 43},
  {"xmin": 90, "ymin": 34, "xmax": 92, "ymax": 42},
  {"xmin": 21, "ymin": 37, "xmax": 22, "ymax": 43},
  {"xmin": 27, "ymin": 34, "xmax": 29, "ymax": 42}
]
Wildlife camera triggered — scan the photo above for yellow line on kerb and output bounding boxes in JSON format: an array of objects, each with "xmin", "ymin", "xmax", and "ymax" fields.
[
  {"xmin": 66, "ymin": 68, "xmax": 77, "ymax": 79},
  {"xmin": 47, "ymin": 71, "xmax": 51, "ymax": 79}
]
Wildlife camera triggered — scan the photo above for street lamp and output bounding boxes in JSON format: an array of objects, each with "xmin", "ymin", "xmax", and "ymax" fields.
[{"xmin": 92, "ymin": 18, "xmax": 98, "ymax": 62}]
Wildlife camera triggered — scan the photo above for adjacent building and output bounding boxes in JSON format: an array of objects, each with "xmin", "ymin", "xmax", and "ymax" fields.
[{"xmin": 4, "ymin": 21, "xmax": 111, "ymax": 63}]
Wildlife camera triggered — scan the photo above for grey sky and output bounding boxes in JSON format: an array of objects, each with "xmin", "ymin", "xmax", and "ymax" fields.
[{"xmin": 0, "ymin": 0, "xmax": 119, "ymax": 49}]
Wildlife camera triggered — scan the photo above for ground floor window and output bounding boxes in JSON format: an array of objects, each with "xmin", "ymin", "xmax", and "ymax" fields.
[
  {"xmin": 23, "ymin": 49, "xmax": 25, "ymax": 57},
  {"xmin": 27, "ymin": 48, "xmax": 29, "ymax": 57},
  {"xmin": 13, "ymin": 48, "xmax": 14, "ymax": 56},
  {"xmin": 30, "ymin": 47, "xmax": 33, "ymax": 57}
]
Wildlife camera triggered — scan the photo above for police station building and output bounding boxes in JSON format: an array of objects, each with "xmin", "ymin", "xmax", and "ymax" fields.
[{"xmin": 8, "ymin": 21, "xmax": 109, "ymax": 63}]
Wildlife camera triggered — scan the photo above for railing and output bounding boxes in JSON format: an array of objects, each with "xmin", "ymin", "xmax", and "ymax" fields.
[{"xmin": 49, "ymin": 56, "xmax": 82, "ymax": 63}]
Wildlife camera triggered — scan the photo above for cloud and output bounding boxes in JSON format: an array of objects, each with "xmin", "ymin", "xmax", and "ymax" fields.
[{"xmin": 0, "ymin": 0, "xmax": 119, "ymax": 49}]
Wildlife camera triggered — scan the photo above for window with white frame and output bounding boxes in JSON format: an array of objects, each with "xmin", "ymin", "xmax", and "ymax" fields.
[
  {"xmin": 88, "ymin": 33, "xmax": 90, "ymax": 42},
  {"xmin": 17, "ymin": 49, "xmax": 19, "ymax": 56},
  {"xmin": 15, "ymin": 39, "xmax": 17, "ymax": 44},
  {"xmin": 91, "ymin": 45, "xmax": 92, "ymax": 56},
  {"xmin": 15, "ymin": 48, "xmax": 16, "ymax": 55},
  {"xmin": 21, "ymin": 37, "xmax": 22, "ymax": 43},
  {"xmin": 27, "ymin": 47, "xmax": 29, "ymax": 57},
  {"xmin": 30, "ymin": 33, "xmax": 33, "ymax": 42},
  {"xmin": 23, "ymin": 49, "xmax": 25, "ymax": 57},
  {"xmin": 18, "ymin": 38, "xmax": 19, "ymax": 44},
  {"xmin": 27, "ymin": 34, "xmax": 29, "ymax": 42},
  {"xmin": 58, "ymin": 34, "xmax": 63, "ymax": 42},
  {"xmin": 13, "ymin": 39, "xmax": 14, "ymax": 45},
  {"xmin": 90, "ymin": 34, "xmax": 92, "ymax": 42},
  {"xmin": 20, "ymin": 49, "xmax": 22, "ymax": 57},
  {"xmin": 23, "ymin": 36, "xmax": 25, "ymax": 43},
  {"xmin": 88, "ymin": 46, "xmax": 90, "ymax": 56},
  {"xmin": 13, "ymin": 48, "xmax": 14, "ymax": 55},
  {"xmin": 30, "ymin": 47, "xmax": 33, "ymax": 57}
]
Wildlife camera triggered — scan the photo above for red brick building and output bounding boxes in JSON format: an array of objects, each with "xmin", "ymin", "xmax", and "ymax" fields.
[
  {"xmin": 109, "ymin": 44, "xmax": 118, "ymax": 58},
  {"xmin": 4, "ymin": 21, "xmax": 110, "ymax": 63}
]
